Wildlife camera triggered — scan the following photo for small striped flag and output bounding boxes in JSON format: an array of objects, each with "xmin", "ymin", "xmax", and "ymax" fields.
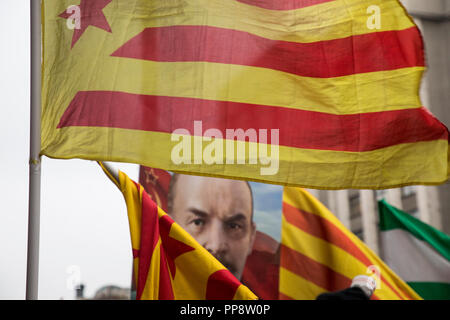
[
  {"xmin": 379, "ymin": 200, "xmax": 450, "ymax": 300},
  {"xmin": 41, "ymin": 0, "xmax": 449, "ymax": 189},
  {"xmin": 279, "ymin": 187, "xmax": 421, "ymax": 300},
  {"xmin": 101, "ymin": 163, "xmax": 257, "ymax": 300}
]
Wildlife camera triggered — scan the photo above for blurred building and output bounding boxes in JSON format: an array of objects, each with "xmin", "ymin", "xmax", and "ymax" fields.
[
  {"xmin": 93, "ymin": 285, "xmax": 130, "ymax": 300},
  {"xmin": 310, "ymin": 0, "xmax": 450, "ymax": 254},
  {"xmin": 75, "ymin": 284, "xmax": 130, "ymax": 300}
]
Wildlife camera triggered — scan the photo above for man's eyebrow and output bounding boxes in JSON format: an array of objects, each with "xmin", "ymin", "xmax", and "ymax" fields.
[
  {"xmin": 225, "ymin": 213, "xmax": 247, "ymax": 222},
  {"xmin": 187, "ymin": 208, "xmax": 209, "ymax": 218}
]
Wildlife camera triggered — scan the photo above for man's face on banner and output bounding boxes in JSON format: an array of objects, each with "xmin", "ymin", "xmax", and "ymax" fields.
[{"xmin": 168, "ymin": 174, "xmax": 256, "ymax": 280}]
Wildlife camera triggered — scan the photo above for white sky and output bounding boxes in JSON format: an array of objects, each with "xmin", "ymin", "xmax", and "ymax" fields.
[{"xmin": 0, "ymin": 1, "xmax": 138, "ymax": 299}]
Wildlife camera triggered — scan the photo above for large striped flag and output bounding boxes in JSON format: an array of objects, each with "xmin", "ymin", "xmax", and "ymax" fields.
[
  {"xmin": 379, "ymin": 200, "xmax": 450, "ymax": 300},
  {"xmin": 41, "ymin": 0, "xmax": 449, "ymax": 189},
  {"xmin": 100, "ymin": 163, "xmax": 257, "ymax": 300},
  {"xmin": 279, "ymin": 187, "xmax": 421, "ymax": 300}
]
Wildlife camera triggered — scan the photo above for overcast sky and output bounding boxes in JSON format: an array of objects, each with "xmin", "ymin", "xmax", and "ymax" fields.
[
  {"xmin": 0, "ymin": 1, "xmax": 144, "ymax": 299},
  {"xmin": 0, "ymin": 1, "xmax": 282, "ymax": 300}
]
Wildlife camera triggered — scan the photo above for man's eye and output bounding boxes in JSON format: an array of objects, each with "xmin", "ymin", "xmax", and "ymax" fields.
[
  {"xmin": 228, "ymin": 222, "xmax": 242, "ymax": 230},
  {"xmin": 192, "ymin": 219, "xmax": 204, "ymax": 226}
]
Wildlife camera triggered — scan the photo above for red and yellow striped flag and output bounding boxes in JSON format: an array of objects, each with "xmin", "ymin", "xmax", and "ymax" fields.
[
  {"xmin": 42, "ymin": 0, "xmax": 449, "ymax": 189},
  {"xmin": 101, "ymin": 164, "xmax": 257, "ymax": 300},
  {"xmin": 279, "ymin": 187, "xmax": 422, "ymax": 300}
]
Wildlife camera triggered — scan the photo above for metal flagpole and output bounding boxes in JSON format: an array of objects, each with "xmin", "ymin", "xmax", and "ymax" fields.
[{"xmin": 26, "ymin": 0, "xmax": 42, "ymax": 300}]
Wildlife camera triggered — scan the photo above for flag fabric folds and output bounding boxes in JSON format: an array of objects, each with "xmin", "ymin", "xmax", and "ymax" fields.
[
  {"xmin": 379, "ymin": 200, "xmax": 450, "ymax": 300},
  {"xmin": 100, "ymin": 163, "xmax": 257, "ymax": 300},
  {"xmin": 42, "ymin": 0, "xmax": 449, "ymax": 189},
  {"xmin": 139, "ymin": 165, "xmax": 280, "ymax": 300},
  {"xmin": 279, "ymin": 187, "xmax": 422, "ymax": 300}
]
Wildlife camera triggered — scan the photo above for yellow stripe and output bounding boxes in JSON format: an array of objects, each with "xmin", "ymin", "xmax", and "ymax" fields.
[
  {"xmin": 282, "ymin": 215, "xmax": 366, "ymax": 278},
  {"xmin": 70, "ymin": 59, "xmax": 424, "ymax": 115},
  {"xmin": 118, "ymin": 171, "xmax": 145, "ymax": 297},
  {"xmin": 157, "ymin": 207, "xmax": 167, "ymax": 219},
  {"xmin": 140, "ymin": 239, "xmax": 162, "ymax": 299},
  {"xmin": 233, "ymin": 285, "xmax": 258, "ymax": 300},
  {"xmin": 281, "ymin": 215, "xmax": 407, "ymax": 299},
  {"xmin": 279, "ymin": 267, "xmax": 327, "ymax": 300},
  {"xmin": 283, "ymin": 187, "xmax": 351, "ymax": 231},
  {"xmin": 119, "ymin": 171, "xmax": 143, "ymax": 250},
  {"xmin": 100, "ymin": 0, "xmax": 415, "ymax": 43},
  {"xmin": 42, "ymin": 128, "xmax": 449, "ymax": 190},
  {"xmin": 282, "ymin": 187, "xmax": 423, "ymax": 299}
]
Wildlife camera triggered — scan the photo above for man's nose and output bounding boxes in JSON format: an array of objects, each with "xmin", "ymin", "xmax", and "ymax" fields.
[{"xmin": 203, "ymin": 220, "xmax": 228, "ymax": 257}]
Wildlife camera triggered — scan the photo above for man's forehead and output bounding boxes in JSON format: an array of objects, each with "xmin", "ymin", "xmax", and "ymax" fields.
[{"xmin": 173, "ymin": 175, "xmax": 252, "ymax": 216}]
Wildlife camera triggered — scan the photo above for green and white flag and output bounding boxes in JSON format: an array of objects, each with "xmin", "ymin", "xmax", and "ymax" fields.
[{"xmin": 378, "ymin": 200, "xmax": 450, "ymax": 300}]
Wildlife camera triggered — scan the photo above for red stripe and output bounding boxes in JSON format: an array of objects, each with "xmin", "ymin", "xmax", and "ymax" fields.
[
  {"xmin": 237, "ymin": 0, "xmax": 334, "ymax": 10},
  {"xmin": 159, "ymin": 214, "xmax": 195, "ymax": 279},
  {"xmin": 283, "ymin": 202, "xmax": 404, "ymax": 299},
  {"xmin": 281, "ymin": 244, "xmax": 352, "ymax": 291},
  {"xmin": 158, "ymin": 247, "xmax": 175, "ymax": 300},
  {"xmin": 280, "ymin": 245, "xmax": 381, "ymax": 300},
  {"xmin": 112, "ymin": 26, "xmax": 424, "ymax": 78},
  {"xmin": 136, "ymin": 186, "xmax": 160, "ymax": 300},
  {"xmin": 139, "ymin": 191, "xmax": 193, "ymax": 299},
  {"xmin": 278, "ymin": 292, "xmax": 295, "ymax": 300},
  {"xmin": 205, "ymin": 269, "xmax": 242, "ymax": 300},
  {"xmin": 58, "ymin": 91, "xmax": 448, "ymax": 152},
  {"xmin": 283, "ymin": 203, "xmax": 372, "ymax": 265}
]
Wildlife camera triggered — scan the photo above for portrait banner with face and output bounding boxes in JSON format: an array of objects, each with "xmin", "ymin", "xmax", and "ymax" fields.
[
  {"xmin": 139, "ymin": 165, "xmax": 283, "ymax": 300},
  {"xmin": 137, "ymin": 166, "xmax": 422, "ymax": 300}
]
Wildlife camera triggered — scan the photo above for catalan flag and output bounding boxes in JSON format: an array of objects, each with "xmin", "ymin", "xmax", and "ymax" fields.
[
  {"xmin": 279, "ymin": 187, "xmax": 421, "ymax": 300},
  {"xmin": 41, "ymin": 0, "xmax": 449, "ymax": 189},
  {"xmin": 100, "ymin": 163, "xmax": 257, "ymax": 300}
]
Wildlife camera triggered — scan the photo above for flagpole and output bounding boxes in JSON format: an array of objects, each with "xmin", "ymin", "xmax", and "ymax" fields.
[{"xmin": 26, "ymin": 0, "xmax": 42, "ymax": 300}]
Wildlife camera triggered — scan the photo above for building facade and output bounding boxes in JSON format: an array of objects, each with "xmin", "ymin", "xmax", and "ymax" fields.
[{"xmin": 311, "ymin": 0, "xmax": 450, "ymax": 254}]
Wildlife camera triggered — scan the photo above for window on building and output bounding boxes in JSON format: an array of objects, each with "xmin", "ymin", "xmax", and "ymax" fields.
[
  {"xmin": 402, "ymin": 186, "xmax": 416, "ymax": 197},
  {"xmin": 349, "ymin": 190, "xmax": 361, "ymax": 219},
  {"xmin": 375, "ymin": 190, "xmax": 386, "ymax": 201}
]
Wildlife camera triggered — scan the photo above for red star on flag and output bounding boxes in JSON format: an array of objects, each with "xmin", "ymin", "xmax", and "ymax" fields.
[{"xmin": 59, "ymin": 0, "xmax": 112, "ymax": 48}]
